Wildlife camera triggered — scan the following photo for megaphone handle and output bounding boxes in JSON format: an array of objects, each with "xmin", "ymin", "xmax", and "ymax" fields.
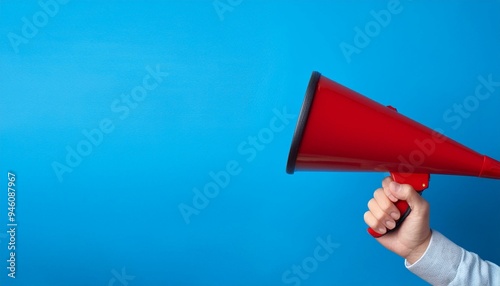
[{"xmin": 367, "ymin": 173, "xmax": 429, "ymax": 238}]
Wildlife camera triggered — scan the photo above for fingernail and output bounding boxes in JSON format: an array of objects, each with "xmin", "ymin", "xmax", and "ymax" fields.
[
  {"xmin": 390, "ymin": 212, "xmax": 400, "ymax": 220},
  {"xmin": 386, "ymin": 220, "xmax": 396, "ymax": 229},
  {"xmin": 377, "ymin": 227, "xmax": 386, "ymax": 234}
]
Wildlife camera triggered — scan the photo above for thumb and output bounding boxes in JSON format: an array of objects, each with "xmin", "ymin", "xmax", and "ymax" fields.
[{"xmin": 389, "ymin": 181, "xmax": 427, "ymax": 214}]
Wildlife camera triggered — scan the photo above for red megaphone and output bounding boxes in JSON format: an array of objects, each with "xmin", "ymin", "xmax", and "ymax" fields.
[{"xmin": 286, "ymin": 71, "xmax": 500, "ymax": 237}]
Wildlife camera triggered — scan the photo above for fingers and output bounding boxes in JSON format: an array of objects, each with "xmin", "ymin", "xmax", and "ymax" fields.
[
  {"xmin": 382, "ymin": 177, "xmax": 398, "ymax": 202},
  {"xmin": 364, "ymin": 211, "xmax": 386, "ymax": 235},
  {"xmin": 388, "ymin": 181, "xmax": 429, "ymax": 216},
  {"xmin": 364, "ymin": 188, "xmax": 400, "ymax": 234},
  {"xmin": 365, "ymin": 176, "xmax": 430, "ymax": 236},
  {"xmin": 374, "ymin": 189, "xmax": 400, "ymax": 220}
]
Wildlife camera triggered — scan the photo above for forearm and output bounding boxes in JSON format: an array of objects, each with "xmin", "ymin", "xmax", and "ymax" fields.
[{"xmin": 406, "ymin": 230, "xmax": 500, "ymax": 285}]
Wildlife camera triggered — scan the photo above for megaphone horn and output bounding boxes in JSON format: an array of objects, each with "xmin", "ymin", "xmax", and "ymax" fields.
[{"xmin": 286, "ymin": 71, "xmax": 500, "ymax": 237}]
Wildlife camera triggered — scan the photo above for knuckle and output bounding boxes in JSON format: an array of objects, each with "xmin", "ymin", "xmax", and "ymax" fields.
[
  {"xmin": 374, "ymin": 192, "xmax": 392, "ymax": 212},
  {"xmin": 367, "ymin": 198, "xmax": 376, "ymax": 210},
  {"xmin": 365, "ymin": 216, "xmax": 383, "ymax": 230},
  {"xmin": 372, "ymin": 209, "xmax": 387, "ymax": 221},
  {"xmin": 363, "ymin": 211, "xmax": 371, "ymax": 221},
  {"xmin": 382, "ymin": 176, "xmax": 393, "ymax": 187}
]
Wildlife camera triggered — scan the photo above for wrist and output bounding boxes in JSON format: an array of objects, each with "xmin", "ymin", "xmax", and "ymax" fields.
[{"xmin": 405, "ymin": 229, "xmax": 432, "ymax": 265}]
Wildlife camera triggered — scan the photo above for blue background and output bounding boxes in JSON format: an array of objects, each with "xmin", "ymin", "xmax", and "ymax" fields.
[{"xmin": 1, "ymin": 0, "xmax": 500, "ymax": 285}]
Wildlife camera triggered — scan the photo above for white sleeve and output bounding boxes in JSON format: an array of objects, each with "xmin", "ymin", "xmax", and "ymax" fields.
[{"xmin": 405, "ymin": 230, "xmax": 500, "ymax": 286}]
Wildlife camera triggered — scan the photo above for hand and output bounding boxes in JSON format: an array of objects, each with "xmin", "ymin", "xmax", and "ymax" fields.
[{"xmin": 364, "ymin": 176, "xmax": 432, "ymax": 264}]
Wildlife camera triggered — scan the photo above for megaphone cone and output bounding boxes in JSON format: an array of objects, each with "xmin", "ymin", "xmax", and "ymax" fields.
[{"xmin": 286, "ymin": 71, "xmax": 500, "ymax": 237}]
